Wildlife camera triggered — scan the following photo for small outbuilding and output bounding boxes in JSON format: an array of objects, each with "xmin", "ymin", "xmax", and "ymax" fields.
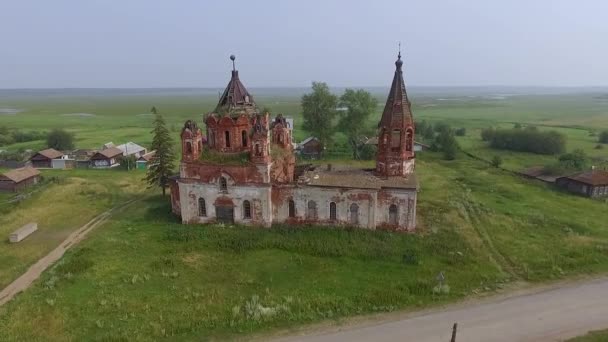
[
  {"xmin": 556, "ymin": 170, "xmax": 608, "ymax": 198},
  {"xmin": 0, "ymin": 167, "xmax": 41, "ymax": 192},
  {"xmin": 90, "ymin": 147, "xmax": 123, "ymax": 168},
  {"xmin": 30, "ymin": 148, "xmax": 64, "ymax": 168},
  {"xmin": 136, "ymin": 150, "xmax": 156, "ymax": 170},
  {"xmin": 297, "ymin": 137, "xmax": 323, "ymax": 159}
]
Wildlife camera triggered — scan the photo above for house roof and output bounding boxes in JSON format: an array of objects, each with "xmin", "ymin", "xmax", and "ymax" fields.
[
  {"xmin": 138, "ymin": 150, "xmax": 156, "ymax": 162},
  {"xmin": 561, "ymin": 170, "xmax": 608, "ymax": 186},
  {"xmin": 93, "ymin": 147, "xmax": 123, "ymax": 159},
  {"xmin": 301, "ymin": 165, "xmax": 417, "ymax": 190},
  {"xmin": 378, "ymin": 52, "xmax": 414, "ymax": 130},
  {"xmin": 0, "ymin": 167, "xmax": 40, "ymax": 183},
  {"xmin": 300, "ymin": 137, "xmax": 320, "ymax": 146},
  {"xmin": 34, "ymin": 148, "xmax": 64, "ymax": 160},
  {"xmin": 116, "ymin": 142, "xmax": 146, "ymax": 155}
]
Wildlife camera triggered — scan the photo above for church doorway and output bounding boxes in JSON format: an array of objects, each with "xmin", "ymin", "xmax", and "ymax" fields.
[{"xmin": 216, "ymin": 205, "xmax": 234, "ymax": 223}]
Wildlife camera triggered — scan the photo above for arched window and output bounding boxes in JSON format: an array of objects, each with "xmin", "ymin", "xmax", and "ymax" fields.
[
  {"xmin": 198, "ymin": 198, "xmax": 207, "ymax": 217},
  {"xmin": 186, "ymin": 141, "xmax": 192, "ymax": 153},
  {"xmin": 329, "ymin": 202, "xmax": 337, "ymax": 221},
  {"xmin": 307, "ymin": 200, "xmax": 317, "ymax": 220},
  {"xmin": 198, "ymin": 140, "xmax": 202, "ymax": 152},
  {"xmin": 242, "ymin": 130, "xmax": 248, "ymax": 147},
  {"xmin": 349, "ymin": 203, "xmax": 359, "ymax": 224},
  {"xmin": 288, "ymin": 199, "xmax": 295, "ymax": 218},
  {"xmin": 220, "ymin": 176, "xmax": 228, "ymax": 192},
  {"xmin": 255, "ymin": 143, "xmax": 262, "ymax": 156},
  {"xmin": 389, "ymin": 204, "xmax": 398, "ymax": 225},
  {"xmin": 278, "ymin": 133, "xmax": 283, "ymax": 144},
  {"xmin": 391, "ymin": 129, "xmax": 401, "ymax": 151},
  {"xmin": 225, "ymin": 131, "xmax": 231, "ymax": 148},
  {"xmin": 243, "ymin": 200, "xmax": 251, "ymax": 219}
]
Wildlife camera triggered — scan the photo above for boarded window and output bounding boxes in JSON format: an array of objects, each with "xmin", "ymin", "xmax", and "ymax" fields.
[
  {"xmin": 349, "ymin": 203, "xmax": 359, "ymax": 224},
  {"xmin": 307, "ymin": 200, "xmax": 317, "ymax": 220},
  {"xmin": 225, "ymin": 131, "xmax": 231, "ymax": 148},
  {"xmin": 220, "ymin": 176, "xmax": 228, "ymax": 191},
  {"xmin": 242, "ymin": 130, "xmax": 248, "ymax": 147},
  {"xmin": 243, "ymin": 200, "xmax": 251, "ymax": 219},
  {"xmin": 216, "ymin": 206, "xmax": 234, "ymax": 223},
  {"xmin": 389, "ymin": 204, "xmax": 398, "ymax": 225},
  {"xmin": 198, "ymin": 198, "xmax": 207, "ymax": 217},
  {"xmin": 288, "ymin": 199, "xmax": 295, "ymax": 217},
  {"xmin": 329, "ymin": 202, "xmax": 337, "ymax": 221},
  {"xmin": 391, "ymin": 130, "xmax": 401, "ymax": 151}
]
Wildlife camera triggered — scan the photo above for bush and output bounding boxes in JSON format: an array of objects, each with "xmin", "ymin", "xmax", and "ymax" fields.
[
  {"xmin": 454, "ymin": 128, "xmax": 466, "ymax": 136},
  {"xmin": 599, "ymin": 131, "xmax": 608, "ymax": 144},
  {"xmin": 47, "ymin": 129, "xmax": 74, "ymax": 151},
  {"xmin": 490, "ymin": 155, "xmax": 503, "ymax": 168},
  {"xmin": 359, "ymin": 144, "xmax": 377, "ymax": 160},
  {"xmin": 595, "ymin": 144, "xmax": 604, "ymax": 150},
  {"xmin": 433, "ymin": 128, "xmax": 458, "ymax": 160},
  {"xmin": 514, "ymin": 123, "xmax": 522, "ymax": 129},
  {"xmin": 485, "ymin": 128, "xmax": 565, "ymax": 155},
  {"xmin": 558, "ymin": 149, "xmax": 588, "ymax": 170},
  {"xmin": 481, "ymin": 127, "xmax": 495, "ymax": 141}
]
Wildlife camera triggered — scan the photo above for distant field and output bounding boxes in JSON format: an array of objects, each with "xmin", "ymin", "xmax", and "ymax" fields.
[{"xmin": 2, "ymin": 88, "xmax": 607, "ymax": 168}]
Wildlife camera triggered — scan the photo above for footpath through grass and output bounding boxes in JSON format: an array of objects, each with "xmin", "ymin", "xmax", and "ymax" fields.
[
  {"xmin": 0, "ymin": 169, "xmax": 147, "ymax": 290},
  {"xmin": 2, "ymin": 153, "xmax": 608, "ymax": 340}
]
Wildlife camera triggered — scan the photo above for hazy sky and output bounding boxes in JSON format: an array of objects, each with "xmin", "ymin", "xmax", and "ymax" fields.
[{"xmin": 1, "ymin": 0, "xmax": 607, "ymax": 88}]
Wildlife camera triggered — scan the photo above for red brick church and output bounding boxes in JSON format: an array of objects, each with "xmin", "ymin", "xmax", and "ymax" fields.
[{"xmin": 170, "ymin": 53, "xmax": 417, "ymax": 230}]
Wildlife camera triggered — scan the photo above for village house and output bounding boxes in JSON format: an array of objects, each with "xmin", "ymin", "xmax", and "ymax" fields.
[
  {"xmin": 30, "ymin": 148, "xmax": 64, "ymax": 168},
  {"xmin": 0, "ymin": 167, "xmax": 41, "ymax": 192},
  {"xmin": 136, "ymin": 150, "xmax": 156, "ymax": 170},
  {"xmin": 170, "ymin": 53, "xmax": 417, "ymax": 231},
  {"xmin": 556, "ymin": 169, "xmax": 608, "ymax": 198},
  {"xmin": 297, "ymin": 137, "xmax": 323, "ymax": 159},
  {"xmin": 89, "ymin": 147, "xmax": 123, "ymax": 168},
  {"xmin": 117, "ymin": 142, "xmax": 147, "ymax": 159}
]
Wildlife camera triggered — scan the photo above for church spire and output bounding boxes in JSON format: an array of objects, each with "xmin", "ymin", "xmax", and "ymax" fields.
[
  {"xmin": 378, "ymin": 51, "xmax": 413, "ymax": 129},
  {"xmin": 375, "ymin": 50, "xmax": 416, "ymax": 177},
  {"xmin": 215, "ymin": 54, "xmax": 257, "ymax": 115}
]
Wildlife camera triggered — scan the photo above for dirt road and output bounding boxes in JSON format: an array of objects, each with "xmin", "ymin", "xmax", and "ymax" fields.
[
  {"xmin": 276, "ymin": 277, "xmax": 608, "ymax": 342},
  {"xmin": 0, "ymin": 200, "xmax": 136, "ymax": 306}
]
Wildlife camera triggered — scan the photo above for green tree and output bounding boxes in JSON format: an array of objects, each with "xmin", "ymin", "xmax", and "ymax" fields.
[
  {"xmin": 599, "ymin": 130, "xmax": 608, "ymax": 143},
  {"xmin": 301, "ymin": 82, "xmax": 338, "ymax": 148},
  {"xmin": 433, "ymin": 128, "xmax": 458, "ymax": 160},
  {"xmin": 491, "ymin": 155, "xmax": 503, "ymax": 168},
  {"xmin": 46, "ymin": 128, "xmax": 74, "ymax": 150},
  {"xmin": 558, "ymin": 149, "xmax": 588, "ymax": 170},
  {"xmin": 338, "ymin": 88, "xmax": 378, "ymax": 159},
  {"xmin": 146, "ymin": 112, "xmax": 176, "ymax": 196}
]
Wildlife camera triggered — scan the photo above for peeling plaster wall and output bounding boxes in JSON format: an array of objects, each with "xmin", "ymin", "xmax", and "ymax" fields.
[
  {"xmin": 178, "ymin": 181, "xmax": 272, "ymax": 227},
  {"xmin": 376, "ymin": 189, "xmax": 417, "ymax": 231}
]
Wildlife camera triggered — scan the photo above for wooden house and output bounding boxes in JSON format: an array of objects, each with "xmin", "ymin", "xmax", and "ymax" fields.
[
  {"xmin": 556, "ymin": 170, "xmax": 608, "ymax": 198},
  {"xmin": 30, "ymin": 148, "xmax": 64, "ymax": 168},
  {"xmin": 297, "ymin": 137, "xmax": 323, "ymax": 159},
  {"xmin": 89, "ymin": 147, "xmax": 123, "ymax": 168},
  {"xmin": 0, "ymin": 167, "xmax": 41, "ymax": 192}
]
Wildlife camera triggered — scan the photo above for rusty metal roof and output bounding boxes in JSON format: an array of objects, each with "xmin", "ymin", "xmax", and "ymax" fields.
[
  {"xmin": 378, "ymin": 53, "xmax": 414, "ymax": 129},
  {"xmin": 302, "ymin": 165, "xmax": 417, "ymax": 190},
  {"xmin": 562, "ymin": 170, "xmax": 608, "ymax": 186},
  {"xmin": 215, "ymin": 55, "xmax": 257, "ymax": 115},
  {"xmin": 0, "ymin": 167, "xmax": 40, "ymax": 183}
]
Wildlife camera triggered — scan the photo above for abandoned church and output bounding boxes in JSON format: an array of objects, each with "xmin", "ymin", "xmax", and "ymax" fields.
[{"xmin": 169, "ymin": 53, "xmax": 418, "ymax": 231}]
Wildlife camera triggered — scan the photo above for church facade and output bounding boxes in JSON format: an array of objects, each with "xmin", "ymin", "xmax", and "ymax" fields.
[{"xmin": 169, "ymin": 53, "xmax": 418, "ymax": 231}]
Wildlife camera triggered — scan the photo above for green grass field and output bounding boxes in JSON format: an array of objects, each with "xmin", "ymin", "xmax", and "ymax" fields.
[
  {"xmin": 568, "ymin": 329, "xmax": 608, "ymax": 342},
  {"xmin": 2, "ymin": 88, "xmax": 608, "ymax": 339},
  {"xmin": 1, "ymin": 152, "xmax": 608, "ymax": 340}
]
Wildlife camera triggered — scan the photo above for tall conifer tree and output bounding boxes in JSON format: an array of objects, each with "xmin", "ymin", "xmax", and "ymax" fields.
[{"xmin": 146, "ymin": 110, "xmax": 175, "ymax": 196}]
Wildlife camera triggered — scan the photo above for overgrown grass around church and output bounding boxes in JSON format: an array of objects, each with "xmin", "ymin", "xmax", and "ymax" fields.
[{"xmin": 3, "ymin": 152, "xmax": 608, "ymax": 340}]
